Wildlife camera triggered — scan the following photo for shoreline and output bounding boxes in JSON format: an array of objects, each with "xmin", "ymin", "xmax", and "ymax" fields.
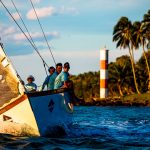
[{"xmin": 75, "ymin": 93, "xmax": 150, "ymax": 107}]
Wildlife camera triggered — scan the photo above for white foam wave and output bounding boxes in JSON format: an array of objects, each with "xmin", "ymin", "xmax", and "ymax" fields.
[{"xmin": 0, "ymin": 121, "xmax": 39, "ymax": 136}]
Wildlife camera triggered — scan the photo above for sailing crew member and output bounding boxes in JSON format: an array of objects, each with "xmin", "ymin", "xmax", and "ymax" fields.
[
  {"xmin": 55, "ymin": 62, "xmax": 63, "ymax": 75},
  {"xmin": 41, "ymin": 66, "xmax": 55, "ymax": 90},
  {"xmin": 50, "ymin": 62, "xmax": 63, "ymax": 88},
  {"xmin": 41, "ymin": 63, "xmax": 62, "ymax": 91},
  {"xmin": 54, "ymin": 62, "xmax": 74, "ymax": 110},
  {"xmin": 54, "ymin": 62, "xmax": 70, "ymax": 90},
  {"xmin": 25, "ymin": 75, "xmax": 37, "ymax": 92}
]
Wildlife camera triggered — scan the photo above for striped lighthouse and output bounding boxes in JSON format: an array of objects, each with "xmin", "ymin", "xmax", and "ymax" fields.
[{"xmin": 100, "ymin": 48, "xmax": 109, "ymax": 99}]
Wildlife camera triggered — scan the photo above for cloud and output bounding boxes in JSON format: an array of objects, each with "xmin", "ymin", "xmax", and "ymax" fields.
[
  {"xmin": 13, "ymin": 31, "xmax": 59, "ymax": 41},
  {"xmin": 0, "ymin": 0, "xmax": 24, "ymax": 9},
  {"xmin": 0, "ymin": 23, "xmax": 59, "ymax": 42},
  {"xmin": 1, "ymin": 26, "xmax": 16, "ymax": 35},
  {"xmin": 0, "ymin": 24, "xmax": 18, "ymax": 41},
  {"xmin": 0, "ymin": 22, "xmax": 60, "ymax": 56},
  {"xmin": 12, "ymin": 12, "xmax": 21, "ymax": 20},
  {"xmin": 27, "ymin": 6, "xmax": 56, "ymax": 20},
  {"xmin": 26, "ymin": 5, "xmax": 79, "ymax": 20}
]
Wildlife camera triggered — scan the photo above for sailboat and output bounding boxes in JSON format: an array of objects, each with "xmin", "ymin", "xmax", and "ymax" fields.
[
  {"xmin": 0, "ymin": 43, "xmax": 73, "ymax": 136},
  {"xmin": 0, "ymin": 0, "xmax": 75, "ymax": 136}
]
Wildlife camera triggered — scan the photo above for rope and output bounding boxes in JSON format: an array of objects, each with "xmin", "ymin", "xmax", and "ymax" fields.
[
  {"xmin": 11, "ymin": 0, "xmax": 36, "ymax": 52},
  {"xmin": 10, "ymin": 0, "xmax": 49, "ymax": 74},
  {"xmin": 29, "ymin": 0, "xmax": 56, "ymax": 66},
  {"xmin": 0, "ymin": 0, "xmax": 49, "ymax": 72}
]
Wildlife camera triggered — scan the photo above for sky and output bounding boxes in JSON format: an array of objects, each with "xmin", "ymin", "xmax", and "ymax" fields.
[{"xmin": 0, "ymin": 0, "xmax": 150, "ymax": 85}]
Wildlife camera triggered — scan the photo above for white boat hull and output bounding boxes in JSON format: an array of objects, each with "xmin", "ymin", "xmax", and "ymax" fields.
[{"xmin": 0, "ymin": 89, "xmax": 73, "ymax": 136}]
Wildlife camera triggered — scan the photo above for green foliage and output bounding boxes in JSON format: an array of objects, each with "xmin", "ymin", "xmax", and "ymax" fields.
[
  {"xmin": 137, "ymin": 50, "xmax": 150, "ymax": 92},
  {"xmin": 113, "ymin": 16, "xmax": 133, "ymax": 49},
  {"xmin": 70, "ymin": 71, "xmax": 100, "ymax": 101},
  {"xmin": 71, "ymin": 51, "xmax": 150, "ymax": 99},
  {"xmin": 108, "ymin": 55, "xmax": 134, "ymax": 96},
  {"xmin": 112, "ymin": 9, "xmax": 150, "ymax": 94}
]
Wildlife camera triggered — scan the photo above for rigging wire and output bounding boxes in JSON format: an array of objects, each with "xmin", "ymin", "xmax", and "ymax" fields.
[
  {"xmin": 0, "ymin": 0, "xmax": 49, "ymax": 75},
  {"xmin": 10, "ymin": 0, "xmax": 48, "ymax": 75},
  {"xmin": 11, "ymin": 0, "xmax": 35, "ymax": 49},
  {"xmin": 28, "ymin": 0, "xmax": 56, "ymax": 66}
]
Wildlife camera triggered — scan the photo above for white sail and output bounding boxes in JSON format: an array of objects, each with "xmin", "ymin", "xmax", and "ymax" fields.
[{"xmin": 0, "ymin": 43, "xmax": 24, "ymax": 107}]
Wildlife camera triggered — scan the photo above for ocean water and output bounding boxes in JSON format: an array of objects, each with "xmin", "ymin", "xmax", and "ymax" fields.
[{"xmin": 0, "ymin": 106, "xmax": 150, "ymax": 149}]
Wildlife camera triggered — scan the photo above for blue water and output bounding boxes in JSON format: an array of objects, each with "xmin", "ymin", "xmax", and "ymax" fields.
[{"xmin": 0, "ymin": 106, "xmax": 150, "ymax": 149}]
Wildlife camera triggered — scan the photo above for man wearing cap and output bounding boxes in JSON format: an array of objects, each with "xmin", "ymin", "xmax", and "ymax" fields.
[
  {"xmin": 25, "ymin": 75, "xmax": 37, "ymax": 92},
  {"xmin": 41, "ymin": 66, "xmax": 55, "ymax": 90},
  {"xmin": 54, "ymin": 62, "xmax": 70, "ymax": 90}
]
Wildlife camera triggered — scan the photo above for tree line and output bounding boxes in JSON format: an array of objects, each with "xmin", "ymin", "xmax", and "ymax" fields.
[
  {"xmin": 71, "ymin": 10, "xmax": 150, "ymax": 100},
  {"xmin": 71, "ymin": 51, "xmax": 150, "ymax": 100},
  {"xmin": 113, "ymin": 9, "xmax": 150, "ymax": 94}
]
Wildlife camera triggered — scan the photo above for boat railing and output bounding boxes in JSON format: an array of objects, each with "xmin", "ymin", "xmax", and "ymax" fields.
[{"xmin": 25, "ymin": 88, "xmax": 71, "ymax": 97}]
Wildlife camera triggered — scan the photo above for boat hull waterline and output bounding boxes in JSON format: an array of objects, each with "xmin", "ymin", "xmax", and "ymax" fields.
[{"xmin": 0, "ymin": 89, "xmax": 73, "ymax": 136}]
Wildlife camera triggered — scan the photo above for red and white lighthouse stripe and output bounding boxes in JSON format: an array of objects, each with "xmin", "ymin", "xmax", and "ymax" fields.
[{"xmin": 100, "ymin": 48, "xmax": 108, "ymax": 98}]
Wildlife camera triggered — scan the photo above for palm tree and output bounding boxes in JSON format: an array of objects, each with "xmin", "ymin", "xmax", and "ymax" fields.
[
  {"xmin": 137, "ymin": 51, "xmax": 150, "ymax": 92},
  {"xmin": 143, "ymin": 10, "xmax": 150, "ymax": 90},
  {"xmin": 143, "ymin": 10, "xmax": 150, "ymax": 43},
  {"xmin": 108, "ymin": 55, "xmax": 133, "ymax": 96},
  {"xmin": 132, "ymin": 21, "xmax": 150, "ymax": 91},
  {"xmin": 113, "ymin": 17, "xmax": 141, "ymax": 94}
]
